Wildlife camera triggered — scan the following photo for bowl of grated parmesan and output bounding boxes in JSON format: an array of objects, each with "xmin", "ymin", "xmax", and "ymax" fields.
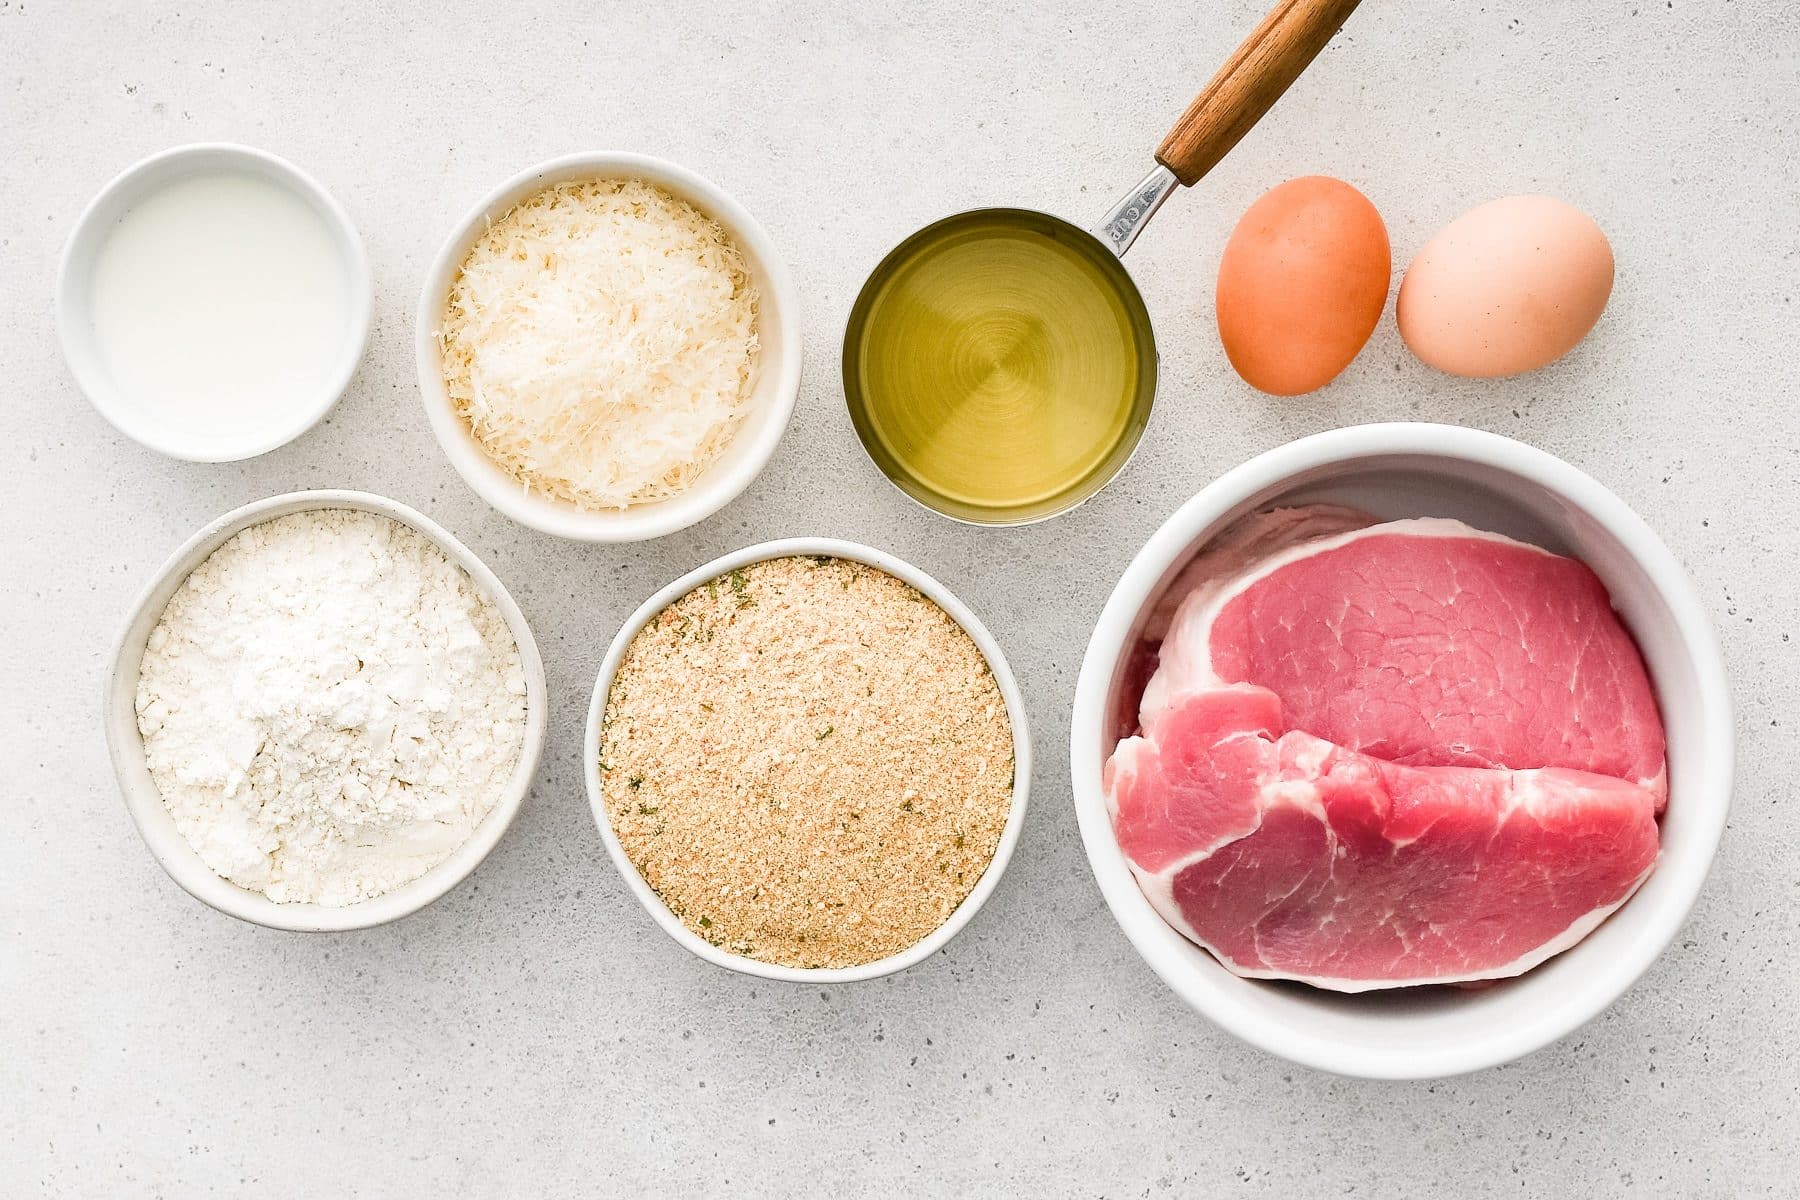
[
  {"xmin": 585, "ymin": 538, "xmax": 1033, "ymax": 982},
  {"xmin": 416, "ymin": 153, "xmax": 801, "ymax": 542}
]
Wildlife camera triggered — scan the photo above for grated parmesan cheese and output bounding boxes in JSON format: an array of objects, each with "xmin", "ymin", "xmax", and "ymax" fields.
[{"xmin": 438, "ymin": 178, "xmax": 761, "ymax": 510}]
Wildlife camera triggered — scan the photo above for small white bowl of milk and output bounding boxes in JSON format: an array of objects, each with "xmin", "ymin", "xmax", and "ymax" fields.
[{"xmin": 58, "ymin": 143, "xmax": 371, "ymax": 461}]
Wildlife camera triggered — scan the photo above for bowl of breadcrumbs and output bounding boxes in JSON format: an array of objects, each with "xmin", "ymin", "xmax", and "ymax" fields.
[{"xmin": 585, "ymin": 538, "xmax": 1031, "ymax": 981}]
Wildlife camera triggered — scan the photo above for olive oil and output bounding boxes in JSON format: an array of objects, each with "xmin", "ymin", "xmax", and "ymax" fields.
[{"xmin": 844, "ymin": 210, "xmax": 1156, "ymax": 524}]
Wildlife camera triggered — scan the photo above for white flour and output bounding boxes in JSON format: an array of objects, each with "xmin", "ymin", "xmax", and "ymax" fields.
[{"xmin": 135, "ymin": 509, "xmax": 527, "ymax": 906}]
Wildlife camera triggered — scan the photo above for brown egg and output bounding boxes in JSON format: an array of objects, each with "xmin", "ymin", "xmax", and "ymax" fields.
[
  {"xmin": 1215, "ymin": 176, "xmax": 1391, "ymax": 397},
  {"xmin": 1397, "ymin": 195, "xmax": 1614, "ymax": 378}
]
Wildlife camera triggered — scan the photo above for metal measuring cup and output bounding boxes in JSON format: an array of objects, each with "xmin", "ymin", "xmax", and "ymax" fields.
[{"xmin": 843, "ymin": 0, "xmax": 1364, "ymax": 525}]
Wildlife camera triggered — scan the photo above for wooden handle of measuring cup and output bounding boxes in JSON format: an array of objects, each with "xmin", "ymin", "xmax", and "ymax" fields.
[{"xmin": 1155, "ymin": 0, "xmax": 1364, "ymax": 186}]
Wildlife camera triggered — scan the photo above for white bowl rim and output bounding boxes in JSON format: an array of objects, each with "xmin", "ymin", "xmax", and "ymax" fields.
[
  {"xmin": 56, "ymin": 142, "xmax": 373, "ymax": 463},
  {"xmin": 105, "ymin": 489, "xmax": 549, "ymax": 932},
  {"xmin": 1070, "ymin": 421, "xmax": 1733, "ymax": 1078},
  {"xmin": 584, "ymin": 536, "xmax": 1033, "ymax": 982},
  {"xmin": 414, "ymin": 150, "xmax": 802, "ymax": 543}
]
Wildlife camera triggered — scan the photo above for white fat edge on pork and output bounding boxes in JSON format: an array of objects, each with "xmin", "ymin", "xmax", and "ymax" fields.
[
  {"xmin": 1139, "ymin": 512, "xmax": 1565, "ymax": 727},
  {"xmin": 1119, "ymin": 762, "xmax": 1333, "ymax": 980},
  {"xmin": 1123, "ymin": 745, "xmax": 1661, "ymax": 992},
  {"xmin": 1220, "ymin": 856, "xmax": 1658, "ymax": 993},
  {"xmin": 1140, "ymin": 505, "xmax": 1376, "ymax": 642},
  {"xmin": 1111, "ymin": 716, "xmax": 1322, "ymax": 949},
  {"xmin": 1138, "ymin": 505, "xmax": 1375, "ymax": 722}
]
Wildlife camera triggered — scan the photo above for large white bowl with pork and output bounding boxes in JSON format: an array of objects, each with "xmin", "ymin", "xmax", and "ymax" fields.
[{"xmin": 1070, "ymin": 423, "xmax": 1732, "ymax": 1079}]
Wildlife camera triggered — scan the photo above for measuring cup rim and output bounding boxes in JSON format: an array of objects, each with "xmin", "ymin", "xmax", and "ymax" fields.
[{"xmin": 840, "ymin": 206, "xmax": 1161, "ymax": 527}]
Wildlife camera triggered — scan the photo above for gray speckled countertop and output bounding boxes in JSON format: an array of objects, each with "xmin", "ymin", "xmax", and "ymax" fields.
[{"xmin": 5, "ymin": 2, "xmax": 1796, "ymax": 1194}]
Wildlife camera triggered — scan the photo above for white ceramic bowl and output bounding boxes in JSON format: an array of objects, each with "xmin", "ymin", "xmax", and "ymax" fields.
[
  {"xmin": 57, "ymin": 143, "xmax": 372, "ymax": 462},
  {"xmin": 105, "ymin": 490, "xmax": 548, "ymax": 932},
  {"xmin": 415, "ymin": 152, "xmax": 802, "ymax": 542},
  {"xmin": 585, "ymin": 537, "xmax": 1032, "ymax": 982},
  {"xmin": 1071, "ymin": 423, "xmax": 1732, "ymax": 1079}
]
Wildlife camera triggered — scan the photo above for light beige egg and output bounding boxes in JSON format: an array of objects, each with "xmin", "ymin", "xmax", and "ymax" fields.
[{"xmin": 1397, "ymin": 195, "xmax": 1613, "ymax": 378}]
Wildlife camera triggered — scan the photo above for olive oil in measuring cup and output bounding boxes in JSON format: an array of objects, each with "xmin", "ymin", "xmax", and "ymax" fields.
[{"xmin": 843, "ymin": 210, "xmax": 1157, "ymax": 525}]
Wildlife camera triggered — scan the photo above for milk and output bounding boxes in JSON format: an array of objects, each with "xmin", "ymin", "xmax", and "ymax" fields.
[{"xmin": 86, "ymin": 171, "xmax": 352, "ymax": 444}]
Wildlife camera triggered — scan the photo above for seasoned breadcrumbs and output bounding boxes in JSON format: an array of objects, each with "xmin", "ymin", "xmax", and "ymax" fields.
[{"xmin": 600, "ymin": 555, "xmax": 1015, "ymax": 968}]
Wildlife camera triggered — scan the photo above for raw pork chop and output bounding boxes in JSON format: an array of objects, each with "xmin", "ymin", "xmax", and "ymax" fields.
[{"xmin": 1105, "ymin": 508, "xmax": 1666, "ymax": 990}]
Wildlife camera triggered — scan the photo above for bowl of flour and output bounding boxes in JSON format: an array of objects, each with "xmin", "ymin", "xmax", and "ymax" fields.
[{"xmin": 106, "ymin": 490, "xmax": 547, "ymax": 930}]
